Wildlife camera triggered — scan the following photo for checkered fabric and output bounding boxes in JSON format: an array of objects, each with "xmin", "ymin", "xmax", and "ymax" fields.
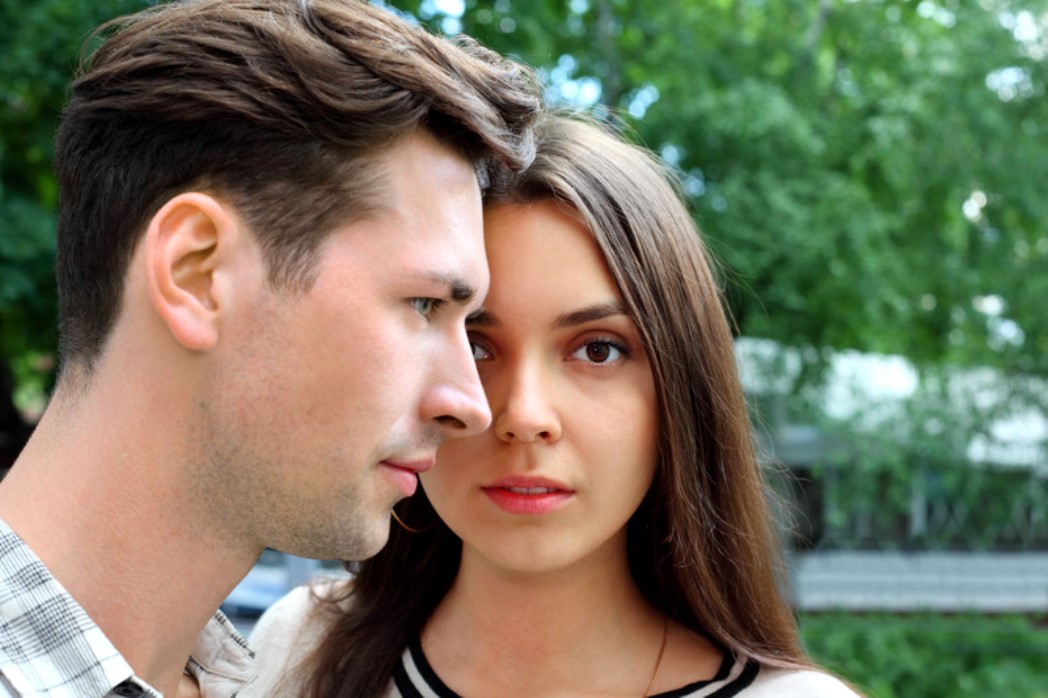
[{"xmin": 0, "ymin": 517, "xmax": 154, "ymax": 697}]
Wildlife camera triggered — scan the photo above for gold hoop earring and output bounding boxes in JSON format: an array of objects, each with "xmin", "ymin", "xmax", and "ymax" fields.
[{"xmin": 391, "ymin": 508, "xmax": 436, "ymax": 534}]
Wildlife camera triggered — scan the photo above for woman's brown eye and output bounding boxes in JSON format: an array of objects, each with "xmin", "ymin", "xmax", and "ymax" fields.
[
  {"xmin": 586, "ymin": 342, "xmax": 612, "ymax": 363},
  {"xmin": 572, "ymin": 339, "xmax": 625, "ymax": 364}
]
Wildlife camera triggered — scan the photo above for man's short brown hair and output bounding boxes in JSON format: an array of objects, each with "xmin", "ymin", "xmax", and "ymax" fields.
[{"xmin": 54, "ymin": 0, "xmax": 539, "ymax": 374}]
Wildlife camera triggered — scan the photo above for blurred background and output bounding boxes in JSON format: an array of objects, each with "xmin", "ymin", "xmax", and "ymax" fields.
[{"xmin": 2, "ymin": 0, "xmax": 1047, "ymax": 695}]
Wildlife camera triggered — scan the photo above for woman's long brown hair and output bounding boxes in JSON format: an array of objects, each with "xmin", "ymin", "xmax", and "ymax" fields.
[{"xmin": 302, "ymin": 112, "xmax": 813, "ymax": 697}]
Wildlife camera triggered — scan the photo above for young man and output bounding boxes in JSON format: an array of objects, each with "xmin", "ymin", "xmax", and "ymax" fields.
[{"xmin": 0, "ymin": 1, "xmax": 539, "ymax": 695}]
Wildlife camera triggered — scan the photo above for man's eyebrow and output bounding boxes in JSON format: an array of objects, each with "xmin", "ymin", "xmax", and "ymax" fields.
[
  {"xmin": 553, "ymin": 302, "xmax": 628, "ymax": 329},
  {"xmin": 426, "ymin": 271, "xmax": 476, "ymax": 304}
]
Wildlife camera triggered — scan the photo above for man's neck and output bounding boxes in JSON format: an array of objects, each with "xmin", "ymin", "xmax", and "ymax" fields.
[{"xmin": 0, "ymin": 389, "xmax": 257, "ymax": 695}]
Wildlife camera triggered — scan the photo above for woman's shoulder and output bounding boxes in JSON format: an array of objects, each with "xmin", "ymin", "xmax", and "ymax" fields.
[
  {"xmin": 242, "ymin": 578, "xmax": 352, "ymax": 696},
  {"xmin": 654, "ymin": 637, "xmax": 860, "ymax": 698},
  {"xmin": 742, "ymin": 664, "xmax": 862, "ymax": 697},
  {"xmin": 253, "ymin": 577, "xmax": 352, "ymax": 646},
  {"xmin": 251, "ymin": 583, "xmax": 323, "ymax": 640}
]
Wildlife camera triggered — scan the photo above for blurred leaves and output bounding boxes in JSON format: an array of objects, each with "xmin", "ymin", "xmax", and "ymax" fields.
[
  {"xmin": 0, "ymin": 0, "xmax": 150, "ymax": 390},
  {"xmin": 801, "ymin": 612, "xmax": 1048, "ymax": 697}
]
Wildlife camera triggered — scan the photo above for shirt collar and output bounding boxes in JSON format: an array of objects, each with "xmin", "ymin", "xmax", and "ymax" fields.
[{"xmin": 186, "ymin": 612, "xmax": 256, "ymax": 695}]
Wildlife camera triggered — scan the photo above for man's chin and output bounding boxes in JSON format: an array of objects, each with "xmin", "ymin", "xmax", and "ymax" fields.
[
  {"xmin": 276, "ymin": 516, "xmax": 389, "ymax": 563},
  {"xmin": 332, "ymin": 514, "xmax": 393, "ymax": 562}
]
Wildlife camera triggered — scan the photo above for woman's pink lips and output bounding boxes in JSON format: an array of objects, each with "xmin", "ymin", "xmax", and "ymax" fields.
[{"xmin": 482, "ymin": 477, "xmax": 574, "ymax": 515}]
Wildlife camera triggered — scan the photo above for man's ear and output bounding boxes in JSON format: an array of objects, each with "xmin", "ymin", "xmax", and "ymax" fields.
[{"xmin": 144, "ymin": 192, "xmax": 241, "ymax": 351}]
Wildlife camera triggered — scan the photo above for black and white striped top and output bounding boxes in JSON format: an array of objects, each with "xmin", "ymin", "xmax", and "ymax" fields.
[{"xmin": 389, "ymin": 635, "xmax": 857, "ymax": 698}]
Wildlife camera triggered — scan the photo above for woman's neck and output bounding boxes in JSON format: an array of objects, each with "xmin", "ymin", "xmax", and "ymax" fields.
[{"xmin": 421, "ymin": 544, "xmax": 669, "ymax": 697}]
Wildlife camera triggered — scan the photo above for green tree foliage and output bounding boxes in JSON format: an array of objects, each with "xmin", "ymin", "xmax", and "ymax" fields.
[
  {"xmin": 801, "ymin": 612, "xmax": 1048, "ymax": 697},
  {"xmin": 0, "ymin": 0, "xmax": 150, "ymax": 402}
]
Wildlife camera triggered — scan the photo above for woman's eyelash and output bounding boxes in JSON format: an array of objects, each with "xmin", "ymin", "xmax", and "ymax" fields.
[
  {"xmin": 594, "ymin": 337, "xmax": 631, "ymax": 356},
  {"xmin": 575, "ymin": 336, "xmax": 632, "ymax": 363}
]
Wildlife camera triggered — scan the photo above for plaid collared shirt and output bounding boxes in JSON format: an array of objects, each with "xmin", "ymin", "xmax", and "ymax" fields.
[{"xmin": 0, "ymin": 518, "xmax": 255, "ymax": 697}]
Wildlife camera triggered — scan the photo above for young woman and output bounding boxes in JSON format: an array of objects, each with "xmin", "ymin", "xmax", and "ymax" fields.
[{"xmin": 246, "ymin": 113, "xmax": 860, "ymax": 697}]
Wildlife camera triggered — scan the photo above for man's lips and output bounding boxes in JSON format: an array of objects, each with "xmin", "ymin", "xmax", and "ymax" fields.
[
  {"xmin": 381, "ymin": 457, "xmax": 436, "ymax": 474},
  {"xmin": 379, "ymin": 457, "xmax": 435, "ymax": 497}
]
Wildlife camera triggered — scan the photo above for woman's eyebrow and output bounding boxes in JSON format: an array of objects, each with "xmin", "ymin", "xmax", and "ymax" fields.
[
  {"xmin": 466, "ymin": 307, "xmax": 497, "ymax": 327},
  {"xmin": 466, "ymin": 301, "xmax": 627, "ymax": 329},
  {"xmin": 553, "ymin": 301, "xmax": 627, "ymax": 330}
]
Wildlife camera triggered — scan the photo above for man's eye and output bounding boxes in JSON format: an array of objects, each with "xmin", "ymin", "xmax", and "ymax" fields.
[
  {"xmin": 411, "ymin": 298, "xmax": 442, "ymax": 318},
  {"xmin": 470, "ymin": 340, "xmax": 492, "ymax": 361}
]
